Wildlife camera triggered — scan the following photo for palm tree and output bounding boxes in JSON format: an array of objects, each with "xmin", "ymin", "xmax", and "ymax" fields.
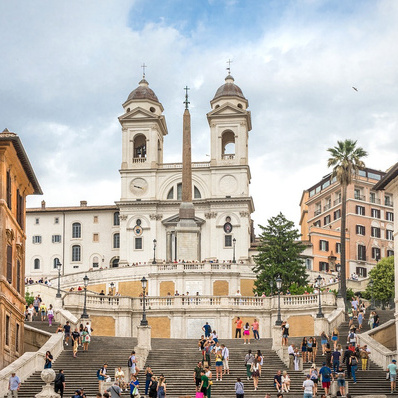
[{"xmin": 327, "ymin": 139, "xmax": 368, "ymax": 307}]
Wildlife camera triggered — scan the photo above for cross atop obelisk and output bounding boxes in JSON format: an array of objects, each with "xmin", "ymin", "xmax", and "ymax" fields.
[{"xmin": 184, "ymin": 85, "xmax": 190, "ymax": 110}]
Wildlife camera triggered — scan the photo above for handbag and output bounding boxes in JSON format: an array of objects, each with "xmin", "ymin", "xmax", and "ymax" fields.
[
  {"xmin": 196, "ymin": 393, "xmax": 204, "ymax": 398},
  {"xmin": 386, "ymin": 372, "xmax": 390, "ymax": 380}
]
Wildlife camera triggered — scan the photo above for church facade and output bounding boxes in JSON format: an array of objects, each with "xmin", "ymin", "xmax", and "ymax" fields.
[{"xmin": 26, "ymin": 74, "xmax": 256, "ymax": 278}]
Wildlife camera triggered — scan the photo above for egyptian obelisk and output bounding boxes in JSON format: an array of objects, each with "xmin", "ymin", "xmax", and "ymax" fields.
[{"xmin": 176, "ymin": 87, "xmax": 200, "ymax": 261}]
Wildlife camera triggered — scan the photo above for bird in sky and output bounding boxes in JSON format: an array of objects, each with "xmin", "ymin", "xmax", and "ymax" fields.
[{"xmin": 352, "ymin": 86, "xmax": 358, "ymax": 91}]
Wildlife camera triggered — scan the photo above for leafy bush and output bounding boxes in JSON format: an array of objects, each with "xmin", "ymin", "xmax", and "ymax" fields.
[{"xmin": 25, "ymin": 289, "xmax": 34, "ymax": 306}]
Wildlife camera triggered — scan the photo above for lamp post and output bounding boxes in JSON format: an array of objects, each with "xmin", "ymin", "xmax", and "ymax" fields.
[
  {"xmin": 232, "ymin": 238, "xmax": 236, "ymax": 263},
  {"xmin": 369, "ymin": 278, "xmax": 375, "ymax": 310},
  {"xmin": 336, "ymin": 263, "xmax": 342, "ymax": 299},
  {"xmin": 140, "ymin": 276, "xmax": 148, "ymax": 326},
  {"xmin": 316, "ymin": 274, "xmax": 324, "ymax": 318},
  {"xmin": 152, "ymin": 239, "xmax": 157, "ymax": 265},
  {"xmin": 81, "ymin": 274, "xmax": 89, "ymax": 319},
  {"xmin": 110, "ymin": 282, "xmax": 114, "ymax": 296},
  {"xmin": 275, "ymin": 275, "xmax": 282, "ymax": 325},
  {"xmin": 56, "ymin": 261, "xmax": 62, "ymax": 298}
]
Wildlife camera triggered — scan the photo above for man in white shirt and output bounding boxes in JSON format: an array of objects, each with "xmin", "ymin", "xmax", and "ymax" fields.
[
  {"xmin": 288, "ymin": 344, "xmax": 295, "ymax": 370},
  {"xmin": 221, "ymin": 344, "xmax": 230, "ymax": 375},
  {"xmin": 302, "ymin": 374, "xmax": 315, "ymax": 398}
]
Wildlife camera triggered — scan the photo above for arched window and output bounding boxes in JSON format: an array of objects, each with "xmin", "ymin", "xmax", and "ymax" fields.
[
  {"xmin": 112, "ymin": 258, "xmax": 119, "ymax": 268},
  {"xmin": 113, "ymin": 233, "xmax": 120, "ymax": 249},
  {"xmin": 72, "ymin": 245, "xmax": 81, "ymax": 262},
  {"xmin": 177, "ymin": 183, "xmax": 182, "ymax": 200},
  {"xmin": 34, "ymin": 258, "xmax": 40, "ymax": 269},
  {"xmin": 221, "ymin": 130, "xmax": 235, "ymax": 158},
  {"xmin": 194, "ymin": 186, "xmax": 201, "ymax": 199},
  {"xmin": 92, "ymin": 256, "xmax": 99, "ymax": 268},
  {"xmin": 133, "ymin": 134, "xmax": 146, "ymax": 158},
  {"xmin": 53, "ymin": 258, "xmax": 60, "ymax": 269},
  {"xmin": 113, "ymin": 212, "xmax": 120, "ymax": 226},
  {"xmin": 72, "ymin": 222, "xmax": 81, "ymax": 238},
  {"xmin": 167, "ymin": 187, "xmax": 174, "ymax": 199}
]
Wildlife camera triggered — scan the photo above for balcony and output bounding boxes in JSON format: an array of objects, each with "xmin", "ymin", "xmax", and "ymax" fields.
[
  {"xmin": 323, "ymin": 204, "xmax": 331, "ymax": 211},
  {"xmin": 354, "ymin": 195, "xmax": 365, "ymax": 201},
  {"xmin": 333, "ymin": 198, "xmax": 341, "ymax": 206},
  {"xmin": 370, "ymin": 197, "xmax": 381, "ymax": 204},
  {"xmin": 314, "ymin": 209, "xmax": 322, "ymax": 216},
  {"xmin": 385, "ymin": 201, "xmax": 393, "ymax": 207},
  {"xmin": 222, "ymin": 154, "xmax": 235, "ymax": 160},
  {"xmin": 132, "ymin": 157, "xmax": 147, "ymax": 163}
]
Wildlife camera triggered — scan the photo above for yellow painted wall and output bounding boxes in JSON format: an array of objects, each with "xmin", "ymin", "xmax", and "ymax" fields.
[
  {"xmin": 89, "ymin": 284, "xmax": 106, "ymax": 294},
  {"xmin": 231, "ymin": 316, "xmax": 258, "ymax": 338},
  {"xmin": 90, "ymin": 315, "xmax": 115, "ymax": 336},
  {"xmin": 148, "ymin": 316, "xmax": 170, "ymax": 338},
  {"xmin": 240, "ymin": 279, "xmax": 255, "ymax": 296},
  {"xmin": 213, "ymin": 280, "xmax": 229, "ymax": 296},
  {"xmin": 118, "ymin": 281, "xmax": 148, "ymax": 297},
  {"xmin": 159, "ymin": 281, "xmax": 175, "ymax": 297},
  {"xmin": 286, "ymin": 315, "xmax": 314, "ymax": 337}
]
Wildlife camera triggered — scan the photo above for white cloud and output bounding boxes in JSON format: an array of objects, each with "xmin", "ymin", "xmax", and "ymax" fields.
[{"xmin": 1, "ymin": 1, "xmax": 397, "ymax": 230}]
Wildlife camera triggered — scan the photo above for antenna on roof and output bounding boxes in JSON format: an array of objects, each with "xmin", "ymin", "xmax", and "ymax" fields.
[
  {"xmin": 141, "ymin": 63, "xmax": 147, "ymax": 79},
  {"xmin": 226, "ymin": 59, "xmax": 233, "ymax": 75}
]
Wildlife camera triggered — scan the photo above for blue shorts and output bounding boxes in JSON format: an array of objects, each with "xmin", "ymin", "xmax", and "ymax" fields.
[
  {"xmin": 338, "ymin": 379, "xmax": 345, "ymax": 386},
  {"xmin": 98, "ymin": 376, "xmax": 105, "ymax": 381},
  {"xmin": 321, "ymin": 339, "xmax": 327, "ymax": 345}
]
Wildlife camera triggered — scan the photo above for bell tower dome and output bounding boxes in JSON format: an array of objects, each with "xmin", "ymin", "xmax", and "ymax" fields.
[{"xmin": 207, "ymin": 75, "xmax": 252, "ymax": 167}]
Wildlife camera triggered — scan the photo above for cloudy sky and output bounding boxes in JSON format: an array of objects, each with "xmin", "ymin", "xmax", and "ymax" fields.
[{"xmin": 1, "ymin": 0, "xmax": 398, "ymax": 230}]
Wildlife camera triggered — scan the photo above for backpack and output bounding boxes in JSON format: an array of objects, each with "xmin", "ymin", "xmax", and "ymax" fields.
[
  {"xmin": 55, "ymin": 373, "xmax": 62, "ymax": 385},
  {"xmin": 323, "ymin": 367, "xmax": 331, "ymax": 377},
  {"xmin": 349, "ymin": 332, "xmax": 355, "ymax": 340},
  {"xmin": 351, "ymin": 357, "xmax": 358, "ymax": 366},
  {"xmin": 97, "ymin": 369, "xmax": 100, "ymax": 377},
  {"xmin": 128, "ymin": 357, "xmax": 133, "ymax": 367}
]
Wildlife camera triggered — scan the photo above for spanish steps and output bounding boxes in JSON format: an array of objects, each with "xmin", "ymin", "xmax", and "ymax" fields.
[{"xmin": 14, "ymin": 309, "xmax": 395, "ymax": 397}]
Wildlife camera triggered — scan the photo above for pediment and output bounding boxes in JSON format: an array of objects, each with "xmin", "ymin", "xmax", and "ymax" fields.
[
  {"xmin": 207, "ymin": 102, "xmax": 247, "ymax": 117},
  {"xmin": 162, "ymin": 213, "xmax": 206, "ymax": 226},
  {"xmin": 119, "ymin": 107, "xmax": 158, "ymax": 121}
]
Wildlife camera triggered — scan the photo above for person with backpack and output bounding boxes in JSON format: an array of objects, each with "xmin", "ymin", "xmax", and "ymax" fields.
[
  {"xmin": 349, "ymin": 353, "xmax": 358, "ymax": 384},
  {"xmin": 148, "ymin": 375, "xmax": 158, "ymax": 398},
  {"xmin": 128, "ymin": 351, "xmax": 137, "ymax": 376},
  {"xmin": 54, "ymin": 369, "xmax": 65, "ymax": 398},
  {"xmin": 319, "ymin": 361, "xmax": 333, "ymax": 396},
  {"xmin": 97, "ymin": 363, "xmax": 108, "ymax": 392},
  {"xmin": 235, "ymin": 377, "xmax": 244, "ymax": 398},
  {"xmin": 347, "ymin": 329, "xmax": 357, "ymax": 347},
  {"xmin": 106, "ymin": 382, "xmax": 122, "ymax": 398}
]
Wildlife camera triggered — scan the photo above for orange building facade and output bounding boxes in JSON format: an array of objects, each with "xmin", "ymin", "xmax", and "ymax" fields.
[
  {"xmin": 0, "ymin": 129, "xmax": 42, "ymax": 369},
  {"xmin": 300, "ymin": 167, "xmax": 394, "ymax": 277}
]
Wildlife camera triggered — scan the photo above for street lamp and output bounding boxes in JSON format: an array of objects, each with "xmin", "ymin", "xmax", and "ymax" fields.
[
  {"xmin": 336, "ymin": 263, "xmax": 342, "ymax": 299},
  {"xmin": 275, "ymin": 275, "xmax": 283, "ymax": 325},
  {"xmin": 369, "ymin": 278, "xmax": 375, "ymax": 310},
  {"xmin": 81, "ymin": 274, "xmax": 89, "ymax": 319},
  {"xmin": 232, "ymin": 238, "xmax": 236, "ymax": 263},
  {"xmin": 56, "ymin": 261, "xmax": 62, "ymax": 298},
  {"xmin": 140, "ymin": 276, "xmax": 148, "ymax": 326},
  {"xmin": 316, "ymin": 274, "xmax": 324, "ymax": 318},
  {"xmin": 152, "ymin": 239, "xmax": 157, "ymax": 265}
]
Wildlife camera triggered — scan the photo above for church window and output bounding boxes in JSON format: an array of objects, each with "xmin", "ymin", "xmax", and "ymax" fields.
[
  {"xmin": 194, "ymin": 186, "xmax": 201, "ymax": 199},
  {"xmin": 113, "ymin": 211, "xmax": 120, "ymax": 226},
  {"xmin": 136, "ymin": 219, "xmax": 142, "ymax": 226},
  {"xmin": 177, "ymin": 183, "xmax": 183, "ymax": 200},
  {"xmin": 237, "ymin": 103, "xmax": 243, "ymax": 109},
  {"xmin": 92, "ymin": 256, "xmax": 99, "ymax": 268},
  {"xmin": 127, "ymin": 108, "xmax": 130, "ymax": 112},
  {"xmin": 112, "ymin": 258, "xmax": 119, "ymax": 268},
  {"xmin": 133, "ymin": 134, "xmax": 146, "ymax": 158},
  {"xmin": 34, "ymin": 258, "xmax": 40, "ymax": 270},
  {"xmin": 113, "ymin": 233, "xmax": 120, "ymax": 248},
  {"xmin": 72, "ymin": 222, "xmax": 81, "ymax": 238},
  {"xmin": 53, "ymin": 258, "xmax": 60, "ymax": 269},
  {"xmin": 72, "ymin": 245, "xmax": 81, "ymax": 262},
  {"xmin": 225, "ymin": 235, "xmax": 232, "ymax": 247},
  {"xmin": 150, "ymin": 107, "xmax": 155, "ymax": 113},
  {"xmin": 167, "ymin": 187, "xmax": 174, "ymax": 199},
  {"xmin": 135, "ymin": 237, "xmax": 143, "ymax": 250},
  {"xmin": 221, "ymin": 130, "xmax": 235, "ymax": 159},
  {"xmin": 226, "ymin": 216, "xmax": 231, "ymax": 223}
]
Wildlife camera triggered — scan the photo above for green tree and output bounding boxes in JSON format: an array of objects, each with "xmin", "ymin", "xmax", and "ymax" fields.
[
  {"xmin": 25, "ymin": 289, "xmax": 34, "ymax": 306},
  {"xmin": 366, "ymin": 256, "xmax": 394, "ymax": 306},
  {"xmin": 327, "ymin": 139, "xmax": 368, "ymax": 307},
  {"xmin": 253, "ymin": 212, "xmax": 308, "ymax": 295}
]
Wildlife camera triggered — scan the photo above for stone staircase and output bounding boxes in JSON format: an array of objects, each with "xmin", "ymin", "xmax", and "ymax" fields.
[{"xmin": 16, "ymin": 310, "xmax": 396, "ymax": 397}]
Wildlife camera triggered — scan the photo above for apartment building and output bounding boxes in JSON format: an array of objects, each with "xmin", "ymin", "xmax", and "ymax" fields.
[{"xmin": 300, "ymin": 167, "xmax": 394, "ymax": 277}]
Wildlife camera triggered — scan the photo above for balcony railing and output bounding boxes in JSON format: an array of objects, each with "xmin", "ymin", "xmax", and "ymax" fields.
[
  {"xmin": 385, "ymin": 201, "xmax": 393, "ymax": 207},
  {"xmin": 370, "ymin": 197, "xmax": 381, "ymax": 204},
  {"xmin": 132, "ymin": 157, "xmax": 147, "ymax": 163},
  {"xmin": 323, "ymin": 204, "xmax": 331, "ymax": 211},
  {"xmin": 314, "ymin": 209, "xmax": 322, "ymax": 216},
  {"xmin": 333, "ymin": 198, "xmax": 342, "ymax": 206},
  {"xmin": 222, "ymin": 154, "xmax": 235, "ymax": 160},
  {"xmin": 354, "ymin": 195, "xmax": 366, "ymax": 201}
]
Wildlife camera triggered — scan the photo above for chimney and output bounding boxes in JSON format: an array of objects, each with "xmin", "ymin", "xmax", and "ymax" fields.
[
  {"xmin": 41, "ymin": 200, "xmax": 46, "ymax": 209},
  {"xmin": 80, "ymin": 200, "xmax": 87, "ymax": 207}
]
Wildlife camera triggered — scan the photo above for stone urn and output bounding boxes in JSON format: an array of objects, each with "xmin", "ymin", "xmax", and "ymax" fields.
[{"xmin": 35, "ymin": 368, "xmax": 61, "ymax": 398}]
